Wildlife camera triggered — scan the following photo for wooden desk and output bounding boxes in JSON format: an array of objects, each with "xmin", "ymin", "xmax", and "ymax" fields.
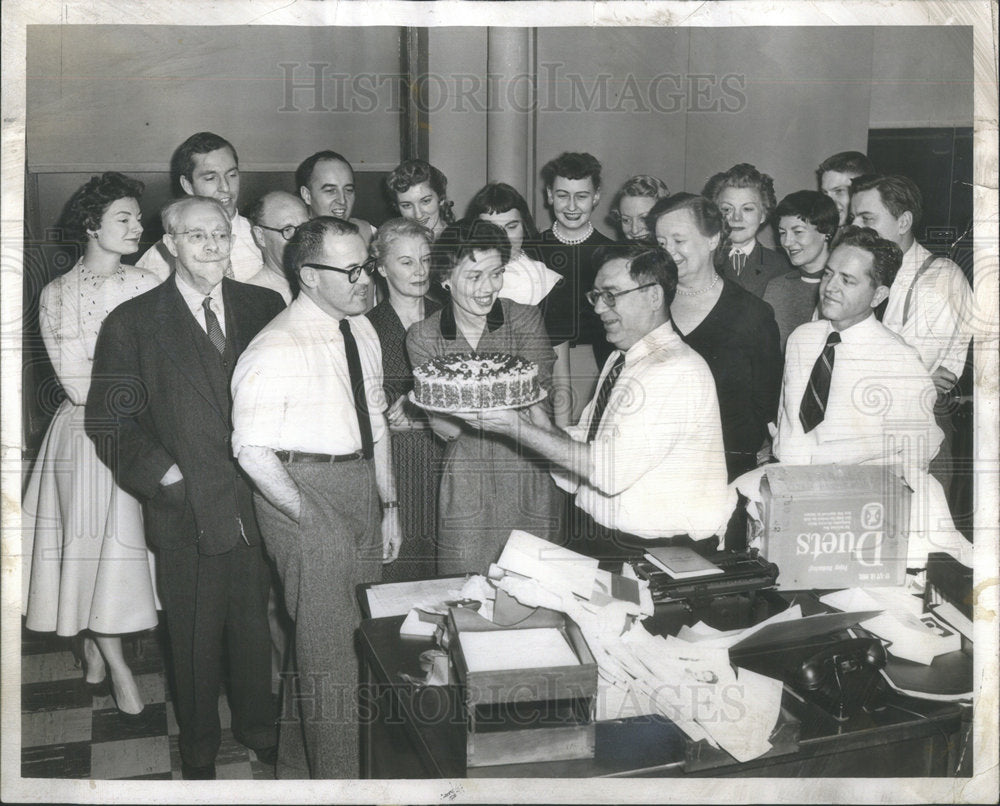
[{"xmin": 357, "ymin": 615, "xmax": 972, "ymax": 779}]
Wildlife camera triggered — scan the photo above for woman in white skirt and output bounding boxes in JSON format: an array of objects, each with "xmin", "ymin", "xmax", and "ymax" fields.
[{"xmin": 22, "ymin": 172, "xmax": 161, "ymax": 716}]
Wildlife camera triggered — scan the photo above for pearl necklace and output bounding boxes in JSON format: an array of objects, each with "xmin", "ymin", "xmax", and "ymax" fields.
[
  {"xmin": 675, "ymin": 272, "xmax": 721, "ymax": 297},
  {"xmin": 552, "ymin": 221, "xmax": 593, "ymax": 246}
]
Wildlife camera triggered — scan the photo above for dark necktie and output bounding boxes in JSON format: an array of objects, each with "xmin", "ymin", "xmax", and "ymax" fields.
[
  {"xmin": 587, "ymin": 353, "xmax": 625, "ymax": 442},
  {"xmin": 340, "ymin": 318, "xmax": 375, "ymax": 459},
  {"xmin": 730, "ymin": 250, "xmax": 747, "ymax": 277},
  {"xmin": 202, "ymin": 296, "xmax": 226, "ymax": 355},
  {"xmin": 799, "ymin": 331, "xmax": 841, "ymax": 433}
]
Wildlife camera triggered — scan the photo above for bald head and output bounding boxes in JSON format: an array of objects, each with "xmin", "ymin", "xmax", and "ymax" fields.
[{"xmin": 248, "ymin": 191, "xmax": 309, "ymax": 273}]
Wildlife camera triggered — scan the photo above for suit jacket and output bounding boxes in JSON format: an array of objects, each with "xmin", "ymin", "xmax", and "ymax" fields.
[
  {"xmin": 721, "ymin": 242, "xmax": 791, "ymax": 300},
  {"xmin": 86, "ymin": 276, "xmax": 284, "ymax": 555}
]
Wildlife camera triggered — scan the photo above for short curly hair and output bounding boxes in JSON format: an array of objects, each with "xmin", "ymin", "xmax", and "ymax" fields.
[
  {"xmin": 385, "ymin": 159, "xmax": 455, "ymax": 225},
  {"xmin": 830, "ymin": 224, "xmax": 903, "ymax": 289},
  {"xmin": 371, "ymin": 217, "xmax": 435, "ymax": 265},
  {"xmin": 63, "ymin": 171, "xmax": 145, "ymax": 242},
  {"xmin": 774, "ymin": 190, "xmax": 840, "ymax": 239},
  {"xmin": 430, "ymin": 219, "xmax": 511, "ymax": 287},
  {"xmin": 540, "ymin": 152, "xmax": 603, "ymax": 191},
  {"xmin": 702, "ymin": 163, "xmax": 778, "ymax": 221}
]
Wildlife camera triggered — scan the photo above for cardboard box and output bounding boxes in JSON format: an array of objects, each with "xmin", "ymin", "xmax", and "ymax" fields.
[
  {"xmin": 447, "ymin": 601, "xmax": 598, "ymax": 767},
  {"xmin": 750, "ymin": 465, "xmax": 911, "ymax": 590}
]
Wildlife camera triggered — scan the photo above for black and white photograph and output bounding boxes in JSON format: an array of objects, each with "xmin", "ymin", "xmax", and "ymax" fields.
[{"xmin": 2, "ymin": 1, "xmax": 997, "ymax": 803}]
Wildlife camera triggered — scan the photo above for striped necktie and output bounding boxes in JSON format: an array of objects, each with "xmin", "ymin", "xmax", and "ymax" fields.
[
  {"xmin": 201, "ymin": 296, "xmax": 226, "ymax": 355},
  {"xmin": 799, "ymin": 331, "xmax": 841, "ymax": 433},
  {"xmin": 587, "ymin": 353, "xmax": 625, "ymax": 442}
]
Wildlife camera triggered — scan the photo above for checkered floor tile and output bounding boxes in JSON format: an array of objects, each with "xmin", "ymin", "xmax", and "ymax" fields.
[{"xmin": 20, "ymin": 620, "xmax": 275, "ymax": 780}]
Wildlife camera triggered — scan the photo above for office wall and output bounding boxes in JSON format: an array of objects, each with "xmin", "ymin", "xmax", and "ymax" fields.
[
  {"xmin": 869, "ymin": 27, "xmax": 974, "ymax": 128},
  {"xmin": 26, "ymin": 25, "xmax": 404, "ymax": 173},
  {"xmin": 426, "ymin": 27, "xmax": 490, "ymax": 221}
]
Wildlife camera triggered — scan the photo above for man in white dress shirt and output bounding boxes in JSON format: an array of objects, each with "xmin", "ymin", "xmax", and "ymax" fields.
[
  {"xmin": 137, "ymin": 132, "xmax": 264, "ymax": 282},
  {"xmin": 245, "ymin": 191, "xmax": 309, "ymax": 304},
  {"xmin": 772, "ymin": 225, "xmax": 971, "ymax": 565},
  {"xmin": 457, "ymin": 244, "xmax": 735, "ymax": 561},
  {"xmin": 230, "ymin": 216, "xmax": 401, "ymax": 778},
  {"xmin": 849, "ymin": 173, "xmax": 973, "ymax": 492}
]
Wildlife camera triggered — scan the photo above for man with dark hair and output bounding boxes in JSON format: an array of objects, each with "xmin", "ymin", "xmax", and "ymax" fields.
[
  {"xmin": 849, "ymin": 173, "xmax": 973, "ymax": 495},
  {"xmin": 245, "ymin": 190, "xmax": 309, "ymax": 304},
  {"xmin": 231, "ymin": 216, "xmax": 401, "ymax": 778},
  {"xmin": 816, "ymin": 150, "xmax": 876, "ymax": 226},
  {"xmin": 537, "ymin": 151, "xmax": 615, "ymax": 426},
  {"xmin": 769, "ymin": 224, "xmax": 970, "ymax": 566},
  {"xmin": 455, "ymin": 244, "xmax": 734, "ymax": 561},
  {"xmin": 137, "ymin": 131, "xmax": 264, "ymax": 282},
  {"xmin": 295, "ymin": 150, "xmax": 375, "ymax": 244},
  {"xmin": 86, "ymin": 196, "xmax": 284, "ymax": 779},
  {"xmin": 849, "ymin": 174, "xmax": 972, "ymax": 390}
]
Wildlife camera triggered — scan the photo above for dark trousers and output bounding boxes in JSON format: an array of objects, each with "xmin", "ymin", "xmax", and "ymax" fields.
[{"xmin": 157, "ymin": 539, "xmax": 276, "ymax": 767}]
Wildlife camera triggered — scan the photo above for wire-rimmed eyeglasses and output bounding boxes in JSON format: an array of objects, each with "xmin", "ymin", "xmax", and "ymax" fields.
[{"xmin": 585, "ymin": 282, "xmax": 657, "ymax": 308}]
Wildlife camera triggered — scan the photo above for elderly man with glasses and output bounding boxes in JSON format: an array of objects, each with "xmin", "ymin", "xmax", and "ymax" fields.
[
  {"xmin": 245, "ymin": 191, "xmax": 310, "ymax": 304},
  {"xmin": 230, "ymin": 216, "xmax": 401, "ymax": 779},
  {"xmin": 455, "ymin": 243, "xmax": 734, "ymax": 562},
  {"xmin": 86, "ymin": 196, "xmax": 285, "ymax": 779}
]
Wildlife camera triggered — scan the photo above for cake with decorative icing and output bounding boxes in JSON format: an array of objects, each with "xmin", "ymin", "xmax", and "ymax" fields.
[{"xmin": 412, "ymin": 352, "xmax": 542, "ymax": 410}]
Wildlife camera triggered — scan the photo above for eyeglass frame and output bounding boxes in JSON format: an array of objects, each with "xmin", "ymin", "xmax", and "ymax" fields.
[
  {"xmin": 172, "ymin": 229, "xmax": 233, "ymax": 245},
  {"xmin": 255, "ymin": 223, "xmax": 299, "ymax": 241},
  {"xmin": 302, "ymin": 257, "xmax": 377, "ymax": 284},
  {"xmin": 585, "ymin": 282, "xmax": 658, "ymax": 309}
]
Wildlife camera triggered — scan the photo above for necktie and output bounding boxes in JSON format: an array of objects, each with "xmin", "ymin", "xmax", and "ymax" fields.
[
  {"xmin": 587, "ymin": 353, "xmax": 625, "ymax": 442},
  {"xmin": 340, "ymin": 318, "xmax": 375, "ymax": 459},
  {"xmin": 730, "ymin": 250, "xmax": 747, "ymax": 277},
  {"xmin": 202, "ymin": 296, "xmax": 226, "ymax": 354},
  {"xmin": 799, "ymin": 331, "xmax": 841, "ymax": 433}
]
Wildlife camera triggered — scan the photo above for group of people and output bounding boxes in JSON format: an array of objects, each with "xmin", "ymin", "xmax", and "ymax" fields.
[{"xmin": 21, "ymin": 130, "xmax": 975, "ymax": 780}]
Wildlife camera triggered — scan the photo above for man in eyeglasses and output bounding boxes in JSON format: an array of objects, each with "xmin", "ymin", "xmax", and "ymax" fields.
[
  {"xmin": 86, "ymin": 196, "xmax": 285, "ymax": 779},
  {"xmin": 137, "ymin": 131, "xmax": 265, "ymax": 283},
  {"xmin": 230, "ymin": 216, "xmax": 401, "ymax": 779},
  {"xmin": 455, "ymin": 243, "xmax": 734, "ymax": 562},
  {"xmin": 246, "ymin": 191, "xmax": 310, "ymax": 304}
]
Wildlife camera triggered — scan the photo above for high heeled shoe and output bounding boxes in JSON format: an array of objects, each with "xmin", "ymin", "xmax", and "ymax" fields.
[
  {"xmin": 109, "ymin": 673, "xmax": 146, "ymax": 720},
  {"xmin": 81, "ymin": 638, "xmax": 109, "ymax": 693}
]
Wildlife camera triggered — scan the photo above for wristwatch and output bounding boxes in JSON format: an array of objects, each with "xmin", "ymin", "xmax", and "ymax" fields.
[{"xmin": 382, "ymin": 500, "xmax": 400, "ymax": 510}]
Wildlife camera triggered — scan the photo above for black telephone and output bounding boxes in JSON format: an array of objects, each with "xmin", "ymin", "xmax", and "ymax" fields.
[{"xmin": 791, "ymin": 637, "xmax": 887, "ymax": 721}]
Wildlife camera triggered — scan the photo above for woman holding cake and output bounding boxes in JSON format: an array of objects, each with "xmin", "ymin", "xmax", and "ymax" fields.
[
  {"xmin": 366, "ymin": 218, "xmax": 443, "ymax": 581},
  {"xmin": 406, "ymin": 219, "xmax": 562, "ymax": 574}
]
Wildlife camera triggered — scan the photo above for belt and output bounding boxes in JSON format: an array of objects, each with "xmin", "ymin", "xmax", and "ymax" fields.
[{"xmin": 274, "ymin": 450, "xmax": 365, "ymax": 464}]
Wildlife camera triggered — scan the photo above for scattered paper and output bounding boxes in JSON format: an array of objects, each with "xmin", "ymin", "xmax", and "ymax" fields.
[
  {"xmin": 821, "ymin": 587, "xmax": 960, "ymax": 665},
  {"xmin": 495, "ymin": 530, "xmax": 599, "ymax": 599},
  {"xmin": 366, "ymin": 576, "xmax": 467, "ymax": 618}
]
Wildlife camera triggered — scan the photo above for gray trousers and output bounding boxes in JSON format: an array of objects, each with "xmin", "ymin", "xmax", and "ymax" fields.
[{"xmin": 254, "ymin": 459, "xmax": 382, "ymax": 779}]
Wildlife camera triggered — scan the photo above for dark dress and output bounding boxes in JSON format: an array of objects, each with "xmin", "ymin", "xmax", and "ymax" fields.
[
  {"xmin": 366, "ymin": 297, "xmax": 443, "ymax": 581},
  {"xmin": 721, "ymin": 242, "xmax": 791, "ymax": 299},
  {"xmin": 676, "ymin": 279, "xmax": 783, "ymax": 481},
  {"xmin": 406, "ymin": 298, "xmax": 562, "ymax": 575},
  {"xmin": 536, "ymin": 227, "xmax": 615, "ymax": 367},
  {"xmin": 762, "ymin": 270, "xmax": 822, "ymax": 351}
]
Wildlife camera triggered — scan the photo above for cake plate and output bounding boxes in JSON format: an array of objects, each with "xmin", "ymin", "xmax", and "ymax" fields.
[{"xmin": 408, "ymin": 389, "xmax": 547, "ymax": 414}]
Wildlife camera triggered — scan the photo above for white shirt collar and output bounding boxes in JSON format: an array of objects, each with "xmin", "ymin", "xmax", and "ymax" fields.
[
  {"xmin": 729, "ymin": 240, "xmax": 756, "ymax": 256},
  {"xmin": 175, "ymin": 271, "xmax": 224, "ymax": 318}
]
